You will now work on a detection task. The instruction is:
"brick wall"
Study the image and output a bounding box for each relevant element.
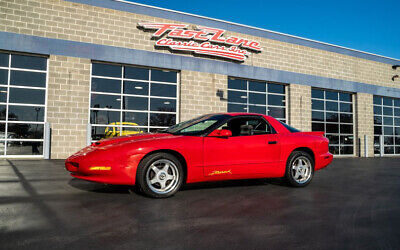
[0,0,396,89]
[0,0,396,158]
[355,93,374,157]
[180,71,227,121]
[47,55,90,158]
[288,84,312,131]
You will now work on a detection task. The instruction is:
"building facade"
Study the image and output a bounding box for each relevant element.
[0,0,399,159]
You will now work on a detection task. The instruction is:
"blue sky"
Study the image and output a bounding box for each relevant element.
[128,0,400,59]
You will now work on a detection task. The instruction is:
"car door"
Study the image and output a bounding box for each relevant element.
[203,116,281,178]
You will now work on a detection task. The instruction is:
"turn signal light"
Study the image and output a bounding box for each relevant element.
[89,166,111,171]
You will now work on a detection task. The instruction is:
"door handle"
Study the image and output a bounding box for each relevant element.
[268,141,277,145]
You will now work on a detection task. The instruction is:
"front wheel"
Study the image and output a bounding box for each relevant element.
[136,153,183,198]
[285,151,314,187]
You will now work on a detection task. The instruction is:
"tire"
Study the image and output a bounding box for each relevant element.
[285,151,314,187]
[136,152,183,198]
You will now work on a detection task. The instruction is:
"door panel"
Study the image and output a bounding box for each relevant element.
[203,134,281,178]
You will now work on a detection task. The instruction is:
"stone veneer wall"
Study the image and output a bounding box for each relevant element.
[47,55,90,158]
[288,84,312,132]
[180,70,227,122]
[0,0,396,89]
[355,93,374,157]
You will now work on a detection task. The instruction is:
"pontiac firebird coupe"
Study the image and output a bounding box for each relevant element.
[65,113,333,198]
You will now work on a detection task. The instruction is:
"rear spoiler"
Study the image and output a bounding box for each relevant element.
[299,131,325,137]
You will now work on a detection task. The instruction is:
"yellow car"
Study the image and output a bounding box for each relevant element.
[104,122,144,138]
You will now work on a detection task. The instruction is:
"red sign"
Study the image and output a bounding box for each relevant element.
[138,23,262,62]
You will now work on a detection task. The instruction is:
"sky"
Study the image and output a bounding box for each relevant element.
[127,0,400,60]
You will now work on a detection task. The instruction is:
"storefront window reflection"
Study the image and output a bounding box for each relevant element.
[0,52,47,156]
[90,62,178,141]
[373,96,400,155]
[311,88,354,155]
[227,78,286,123]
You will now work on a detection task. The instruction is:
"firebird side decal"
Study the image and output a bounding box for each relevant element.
[208,170,232,176]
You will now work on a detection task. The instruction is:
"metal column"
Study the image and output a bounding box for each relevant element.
[44,122,51,159]
[86,123,92,146]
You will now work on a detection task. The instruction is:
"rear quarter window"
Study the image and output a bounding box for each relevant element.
[279,121,301,132]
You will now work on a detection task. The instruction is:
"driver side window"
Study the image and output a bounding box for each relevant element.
[217,117,274,136]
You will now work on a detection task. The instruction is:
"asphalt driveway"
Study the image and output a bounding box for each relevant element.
[0,157,399,250]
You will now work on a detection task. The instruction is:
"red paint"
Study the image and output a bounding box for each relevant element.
[65,114,333,186]
[138,23,262,61]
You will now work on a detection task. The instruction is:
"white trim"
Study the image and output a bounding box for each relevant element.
[4,53,10,156]
[91,91,177,100]
[114,0,400,62]
[0,155,44,159]
[91,124,168,128]
[7,85,47,90]
[176,71,180,123]
[6,139,44,142]
[7,103,46,107]
[0,66,47,73]
[0,120,45,124]
[119,66,124,135]
[228,88,286,96]
[90,108,176,114]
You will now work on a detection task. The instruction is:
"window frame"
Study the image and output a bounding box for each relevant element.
[210,115,276,137]
[311,88,355,156]
[373,95,400,155]
[0,51,48,157]
[89,61,179,142]
[227,77,287,123]
[0,50,49,156]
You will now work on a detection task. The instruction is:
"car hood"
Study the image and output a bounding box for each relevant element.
[93,133,176,147]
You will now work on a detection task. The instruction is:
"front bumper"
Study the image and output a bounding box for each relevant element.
[65,147,145,185]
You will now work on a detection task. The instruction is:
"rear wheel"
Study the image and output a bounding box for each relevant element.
[285,151,314,187]
[136,153,183,198]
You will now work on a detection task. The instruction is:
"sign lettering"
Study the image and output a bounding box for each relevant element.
[138,23,262,62]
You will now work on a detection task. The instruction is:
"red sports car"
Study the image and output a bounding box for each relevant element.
[66,113,333,198]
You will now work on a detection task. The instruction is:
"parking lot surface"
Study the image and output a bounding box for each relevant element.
[0,158,399,250]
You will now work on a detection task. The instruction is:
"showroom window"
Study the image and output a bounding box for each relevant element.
[0,52,47,156]
[90,62,178,141]
[311,88,354,155]
[373,96,400,155]
[227,78,287,122]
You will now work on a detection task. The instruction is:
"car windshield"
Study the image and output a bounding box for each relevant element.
[162,114,230,136]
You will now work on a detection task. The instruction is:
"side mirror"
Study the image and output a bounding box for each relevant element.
[208,129,232,137]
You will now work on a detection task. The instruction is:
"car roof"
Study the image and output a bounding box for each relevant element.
[212,112,270,117]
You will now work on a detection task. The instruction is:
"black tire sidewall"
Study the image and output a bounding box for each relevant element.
[285,151,314,187]
[136,152,183,198]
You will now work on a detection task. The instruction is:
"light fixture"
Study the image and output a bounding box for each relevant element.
[240,96,247,99]
[135,86,143,89]
[164,101,170,105]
